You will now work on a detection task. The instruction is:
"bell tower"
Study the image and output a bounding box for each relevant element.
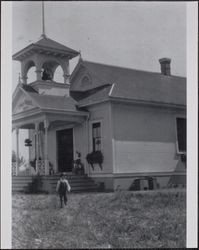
[12,37,79,85]
[12,2,79,95]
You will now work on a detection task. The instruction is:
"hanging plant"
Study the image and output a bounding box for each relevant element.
[86,151,103,170]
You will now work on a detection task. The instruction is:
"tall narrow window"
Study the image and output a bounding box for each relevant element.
[176,117,186,153]
[92,122,101,151]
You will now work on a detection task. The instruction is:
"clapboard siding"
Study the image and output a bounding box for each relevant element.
[112,103,185,174]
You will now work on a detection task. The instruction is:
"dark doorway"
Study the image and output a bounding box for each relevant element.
[57,128,74,172]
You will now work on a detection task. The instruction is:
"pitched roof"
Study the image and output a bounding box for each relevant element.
[75,61,186,107]
[70,84,111,101]
[13,37,79,60]
[77,85,112,106]
[21,84,38,93]
[26,92,79,112]
[34,37,79,55]
[111,74,186,105]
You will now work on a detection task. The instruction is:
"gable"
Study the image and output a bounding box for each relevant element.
[70,64,93,92]
[12,88,38,114]
[70,60,110,93]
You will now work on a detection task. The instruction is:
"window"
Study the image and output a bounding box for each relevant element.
[81,75,92,87]
[176,117,186,153]
[92,122,101,151]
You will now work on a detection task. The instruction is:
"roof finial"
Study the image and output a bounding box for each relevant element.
[41,1,46,39]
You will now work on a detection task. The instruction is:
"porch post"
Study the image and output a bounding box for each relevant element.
[16,127,19,176]
[63,60,70,84]
[44,120,49,175]
[35,69,42,81]
[63,73,70,84]
[35,122,39,174]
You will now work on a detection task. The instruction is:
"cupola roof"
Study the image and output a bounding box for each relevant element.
[12,36,79,61]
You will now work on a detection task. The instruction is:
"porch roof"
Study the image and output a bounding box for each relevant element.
[27,92,80,112]
[12,85,88,130]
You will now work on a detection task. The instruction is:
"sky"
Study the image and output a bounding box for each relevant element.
[12,1,186,91]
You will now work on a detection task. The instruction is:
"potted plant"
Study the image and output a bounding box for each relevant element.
[86,150,103,170]
[72,151,85,175]
[29,157,42,172]
[30,158,36,171]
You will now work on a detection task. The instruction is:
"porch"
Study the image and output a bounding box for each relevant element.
[12,95,89,176]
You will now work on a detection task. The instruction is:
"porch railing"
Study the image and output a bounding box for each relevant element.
[37,160,45,175]
[12,160,46,176]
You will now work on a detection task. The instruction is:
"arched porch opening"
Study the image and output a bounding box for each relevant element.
[41,60,65,83]
[27,66,37,84]
[53,65,64,83]
[25,60,37,84]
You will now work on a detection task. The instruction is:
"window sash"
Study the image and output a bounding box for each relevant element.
[176,117,186,153]
[92,122,101,151]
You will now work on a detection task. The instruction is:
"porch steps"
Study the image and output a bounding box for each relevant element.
[12,176,33,193]
[12,175,99,193]
[47,175,99,193]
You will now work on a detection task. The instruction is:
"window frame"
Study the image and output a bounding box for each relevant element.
[175,115,186,154]
[90,120,103,152]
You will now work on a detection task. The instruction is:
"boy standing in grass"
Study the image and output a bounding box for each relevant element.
[56,174,71,208]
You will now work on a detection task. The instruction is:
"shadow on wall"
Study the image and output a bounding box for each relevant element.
[129,155,186,191]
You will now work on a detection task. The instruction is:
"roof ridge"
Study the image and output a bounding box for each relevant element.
[83,60,186,79]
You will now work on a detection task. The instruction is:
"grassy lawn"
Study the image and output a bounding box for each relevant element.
[12,189,186,249]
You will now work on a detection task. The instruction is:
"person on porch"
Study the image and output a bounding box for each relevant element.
[56,173,71,208]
